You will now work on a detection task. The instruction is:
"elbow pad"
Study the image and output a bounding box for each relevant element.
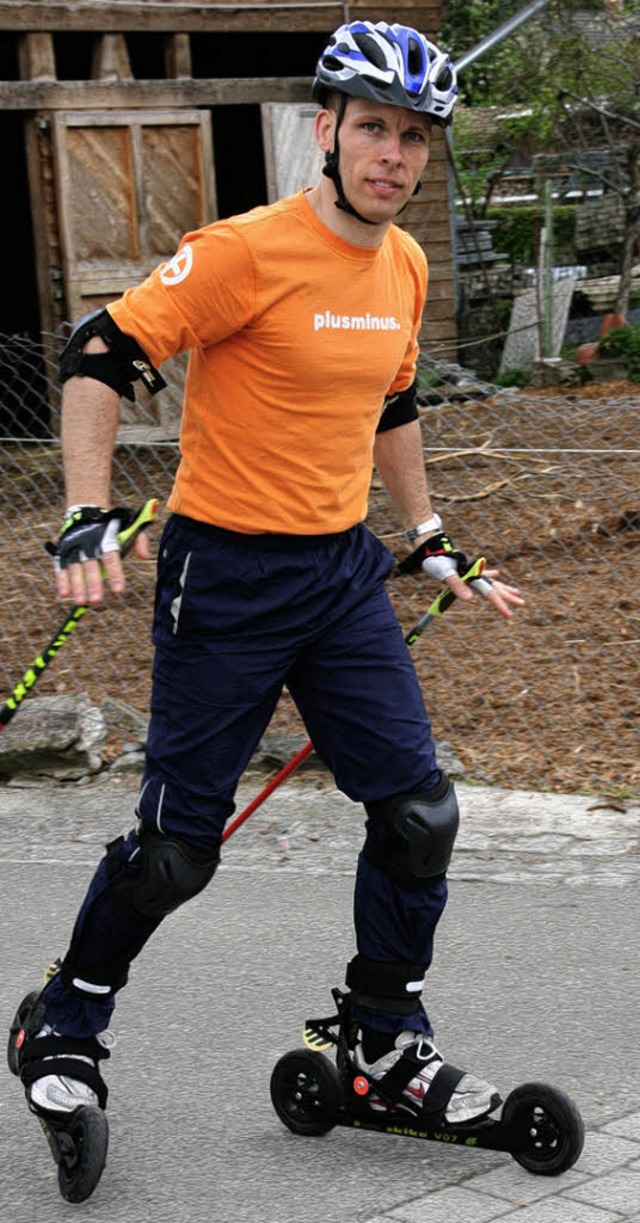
[59,308,167,402]
[376,380,419,434]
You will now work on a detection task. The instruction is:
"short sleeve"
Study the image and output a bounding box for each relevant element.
[107,223,257,368]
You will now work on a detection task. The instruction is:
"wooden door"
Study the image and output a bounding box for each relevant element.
[52,109,216,436]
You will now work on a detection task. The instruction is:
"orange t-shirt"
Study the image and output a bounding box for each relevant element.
[108,190,427,534]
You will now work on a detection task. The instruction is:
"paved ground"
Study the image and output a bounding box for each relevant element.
[1,772,639,1222]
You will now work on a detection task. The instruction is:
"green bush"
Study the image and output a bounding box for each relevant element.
[597,322,640,382]
[486,204,576,266]
[494,367,531,387]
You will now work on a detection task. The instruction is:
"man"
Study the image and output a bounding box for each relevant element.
[14,20,524,1131]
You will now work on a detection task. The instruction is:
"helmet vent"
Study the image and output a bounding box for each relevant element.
[435,66,453,90]
[407,38,425,78]
[353,32,389,71]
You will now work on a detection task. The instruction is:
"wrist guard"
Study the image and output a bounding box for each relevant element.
[397,531,468,578]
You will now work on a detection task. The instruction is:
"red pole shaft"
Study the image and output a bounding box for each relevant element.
[222,740,315,843]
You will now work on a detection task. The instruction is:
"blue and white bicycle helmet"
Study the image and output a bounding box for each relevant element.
[313,20,457,125]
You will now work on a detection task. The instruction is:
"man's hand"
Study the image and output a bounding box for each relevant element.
[398,532,525,621]
[469,568,526,620]
[47,502,155,605]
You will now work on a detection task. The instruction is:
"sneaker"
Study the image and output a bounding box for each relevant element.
[354,1031,501,1123]
[27,1024,115,1114]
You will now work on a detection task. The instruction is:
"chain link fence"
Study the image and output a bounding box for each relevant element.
[1,328,638,796]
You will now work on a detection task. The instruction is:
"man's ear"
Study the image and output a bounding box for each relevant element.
[314,108,336,154]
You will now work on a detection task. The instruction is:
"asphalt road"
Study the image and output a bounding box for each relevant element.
[1,775,639,1222]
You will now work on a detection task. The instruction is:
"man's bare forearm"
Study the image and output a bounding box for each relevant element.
[373,418,434,529]
[61,378,121,508]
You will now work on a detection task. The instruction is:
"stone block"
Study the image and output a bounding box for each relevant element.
[0,693,107,781]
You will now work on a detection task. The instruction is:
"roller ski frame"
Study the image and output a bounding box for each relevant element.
[270,988,585,1177]
[7,987,110,1203]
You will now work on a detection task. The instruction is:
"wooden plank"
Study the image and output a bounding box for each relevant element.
[0,0,442,31]
[164,33,192,79]
[0,3,347,34]
[23,117,56,333]
[401,222,452,244]
[423,278,455,302]
[0,76,313,109]
[420,328,457,351]
[421,315,456,334]
[423,298,456,319]
[18,33,56,81]
[91,33,133,81]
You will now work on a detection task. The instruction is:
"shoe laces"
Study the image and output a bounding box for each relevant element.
[395,1031,441,1065]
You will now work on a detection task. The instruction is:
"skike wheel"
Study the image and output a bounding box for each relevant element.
[7,990,40,1076]
[55,1106,109,1203]
[270,1049,342,1136]
[503,1081,584,1175]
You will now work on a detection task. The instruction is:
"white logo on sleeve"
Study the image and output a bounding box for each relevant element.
[160,244,193,286]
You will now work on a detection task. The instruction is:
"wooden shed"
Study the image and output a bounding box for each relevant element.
[0,2,457,358]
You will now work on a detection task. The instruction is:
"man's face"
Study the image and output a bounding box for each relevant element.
[317,96,432,225]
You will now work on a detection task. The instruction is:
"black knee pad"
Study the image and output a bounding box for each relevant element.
[364,776,459,885]
[108,830,219,919]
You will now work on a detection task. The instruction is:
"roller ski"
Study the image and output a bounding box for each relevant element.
[7,977,111,1203]
[270,987,585,1176]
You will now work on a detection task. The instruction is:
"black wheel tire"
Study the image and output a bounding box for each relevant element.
[503,1081,585,1176]
[270,1049,343,1137]
[7,990,40,1076]
[56,1107,109,1203]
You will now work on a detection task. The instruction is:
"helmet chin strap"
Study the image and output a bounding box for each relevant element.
[322,94,422,227]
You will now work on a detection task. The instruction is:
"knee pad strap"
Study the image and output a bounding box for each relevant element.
[57,954,129,1000]
[346,955,425,1015]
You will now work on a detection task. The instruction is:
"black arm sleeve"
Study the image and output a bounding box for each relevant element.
[376,380,419,434]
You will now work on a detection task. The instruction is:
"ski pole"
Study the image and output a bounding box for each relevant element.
[222,556,491,844]
[0,498,159,732]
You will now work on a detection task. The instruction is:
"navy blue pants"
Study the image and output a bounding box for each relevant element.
[44,516,447,1038]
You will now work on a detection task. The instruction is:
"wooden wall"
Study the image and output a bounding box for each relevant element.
[0,2,456,350]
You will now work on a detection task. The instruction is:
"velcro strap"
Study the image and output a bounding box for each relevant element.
[397,534,468,577]
[417,1062,466,1120]
[20,1037,109,1109]
[346,956,425,1015]
[377,1047,426,1099]
[20,1034,110,1064]
[378,1051,466,1122]
[59,952,129,999]
[21,1059,109,1109]
[75,352,136,402]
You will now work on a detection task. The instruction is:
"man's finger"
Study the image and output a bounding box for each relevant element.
[100,550,126,596]
[445,572,474,601]
[486,580,526,620]
[63,558,104,606]
[133,532,150,561]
